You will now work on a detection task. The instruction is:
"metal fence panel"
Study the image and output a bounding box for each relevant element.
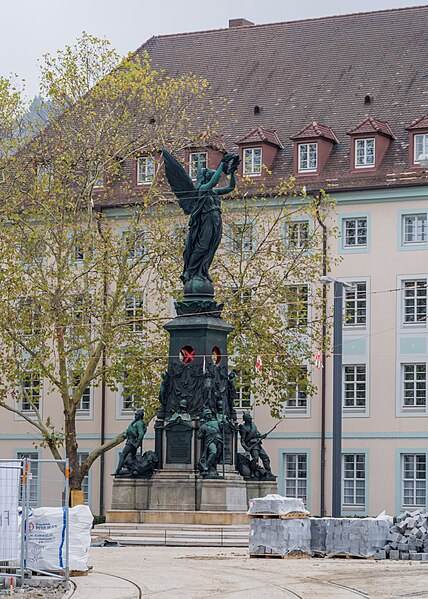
[0,457,69,590]
[0,460,21,561]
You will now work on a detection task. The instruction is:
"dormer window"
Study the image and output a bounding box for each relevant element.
[243,147,262,176]
[355,138,375,168]
[291,122,337,176]
[137,156,155,184]
[237,128,282,178]
[406,116,428,167]
[414,134,428,165]
[298,143,317,172]
[189,152,207,180]
[347,117,395,171]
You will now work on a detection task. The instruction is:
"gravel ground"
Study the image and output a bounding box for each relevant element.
[0,583,64,598]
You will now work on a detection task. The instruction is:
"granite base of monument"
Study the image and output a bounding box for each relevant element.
[107,471,277,524]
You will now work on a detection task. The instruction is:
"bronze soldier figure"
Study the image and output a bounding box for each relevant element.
[238,412,275,480]
[115,408,147,475]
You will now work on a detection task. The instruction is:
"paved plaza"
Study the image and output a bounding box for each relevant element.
[69,546,428,598]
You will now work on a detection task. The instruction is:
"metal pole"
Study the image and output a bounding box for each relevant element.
[332,281,343,517]
[64,458,70,591]
[24,460,30,570]
[222,395,225,479]
[19,459,26,587]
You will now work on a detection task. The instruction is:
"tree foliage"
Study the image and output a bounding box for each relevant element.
[0,34,211,490]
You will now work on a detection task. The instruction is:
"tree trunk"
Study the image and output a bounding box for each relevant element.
[65,410,82,492]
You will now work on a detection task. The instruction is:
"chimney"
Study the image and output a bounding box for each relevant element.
[229,18,255,28]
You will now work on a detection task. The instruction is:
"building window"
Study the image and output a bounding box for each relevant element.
[402,363,426,410]
[414,134,428,165]
[285,221,309,249]
[343,218,367,248]
[298,143,317,172]
[343,365,366,412]
[20,299,41,337]
[402,454,426,507]
[91,164,104,188]
[77,452,90,505]
[17,452,39,508]
[189,152,207,180]
[37,163,53,190]
[343,454,366,507]
[74,244,85,262]
[284,454,307,500]
[402,214,427,245]
[285,285,308,327]
[355,138,375,168]
[75,375,91,413]
[344,282,367,326]
[119,372,138,415]
[21,372,41,412]
[234,375,251,410]
[402,280,427,324]
[137,156,155,184]
[284,366,308,414]
[125,293,145,335]
[243,148,262,176]
[231,224,254,257]
[121,230,146,260]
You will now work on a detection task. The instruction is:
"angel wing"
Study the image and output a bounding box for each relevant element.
[162,149,198,215]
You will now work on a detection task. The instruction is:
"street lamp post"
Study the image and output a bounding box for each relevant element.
[332,280,343,517]
[321,276,354,517]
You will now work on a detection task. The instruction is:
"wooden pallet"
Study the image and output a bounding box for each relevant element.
[249,553,310,559]
[248,512,309,520]
[328,554,372,560]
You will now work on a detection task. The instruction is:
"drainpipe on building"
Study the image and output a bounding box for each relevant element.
[315,191,327,517]
[95,205,107,517]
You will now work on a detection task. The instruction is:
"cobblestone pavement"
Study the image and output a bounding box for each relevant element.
[69,546,428,598]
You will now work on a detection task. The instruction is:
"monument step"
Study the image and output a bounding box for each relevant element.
[105,509,251,525]
[95,523,248,531]
[92,523,249,547]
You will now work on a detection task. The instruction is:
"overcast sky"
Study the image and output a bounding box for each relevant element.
[1,0,426,98]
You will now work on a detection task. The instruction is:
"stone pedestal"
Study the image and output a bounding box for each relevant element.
[110,285,278,525]
[110,471,277,520]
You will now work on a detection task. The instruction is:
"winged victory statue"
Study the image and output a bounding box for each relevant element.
[162,149,240,297]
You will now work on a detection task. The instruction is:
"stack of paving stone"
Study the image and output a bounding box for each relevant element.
[248,495,310,557]
[249,515,311,557]
[376,510,428,561]
[309,518,329,556]
[324,517,390,558]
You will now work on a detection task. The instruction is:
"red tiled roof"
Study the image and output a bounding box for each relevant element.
[131,5,428,194]
[236,127,283,148]
[290,121,338,143]
[347,116,395,139]
[406,114,428,131]
[188,133,227,151]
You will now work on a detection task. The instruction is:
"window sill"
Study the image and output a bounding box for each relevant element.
[281,410,310,419]
[342,410,369,418]
[76,411,93,421]
[400,408,427,415]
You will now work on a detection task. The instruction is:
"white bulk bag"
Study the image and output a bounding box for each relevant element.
[27,505,93,572]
